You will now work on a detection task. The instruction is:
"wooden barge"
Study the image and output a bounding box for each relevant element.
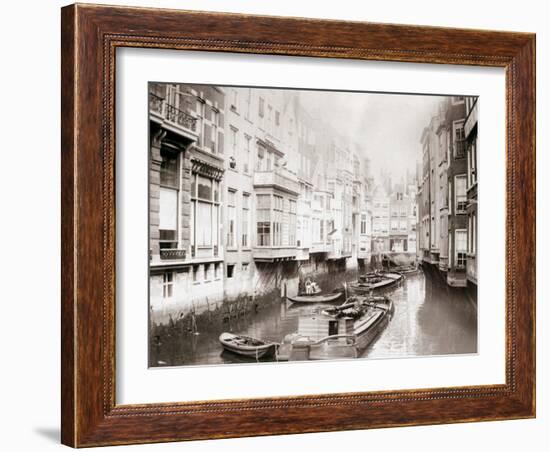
[277,296,394,361]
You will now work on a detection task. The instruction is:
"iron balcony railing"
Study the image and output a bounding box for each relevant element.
[149,92,198,133]
[165,104,197,132]
[160,248,187,260]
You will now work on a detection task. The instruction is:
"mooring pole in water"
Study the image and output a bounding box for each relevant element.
[344,281,348,301]
[205,296,211,322]
[190,301,198,335]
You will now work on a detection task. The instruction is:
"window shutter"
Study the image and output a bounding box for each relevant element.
[204,123,211,149]
[218,131,224,154]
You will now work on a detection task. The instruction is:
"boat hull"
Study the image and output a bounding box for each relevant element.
[350,272,403,293]
[286,292,343,304]
[219,333,277,359]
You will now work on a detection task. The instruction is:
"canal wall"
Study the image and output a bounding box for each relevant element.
[149,258,360,330]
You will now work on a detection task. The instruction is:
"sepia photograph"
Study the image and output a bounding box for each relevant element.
[148,83,479,367]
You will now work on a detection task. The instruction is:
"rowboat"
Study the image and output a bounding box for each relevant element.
[349,271,403,293]
[219,332,277,359]
[277,295,394,361]
[286,291,343,304]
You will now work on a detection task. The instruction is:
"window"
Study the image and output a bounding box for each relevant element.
[242,263,249,272]
[258,97,264,118]
[453,120,466,158]
[360,214,367,234]
[245,88,251,120]
[448,180,452,214]
[244,135,251,174]
[159,188,178,250]
[230,126,238,158]
[273,195,283,246]
[159,151,179,250]
[242,193,250,248]
[162,272,174,298]
[227,264,235,278]
[275,111,280,126]
[455,229,467,268]
[231,89,238,111]
[197,175,212,200]
[196,202,213,246]
[438,129,447,162]
[160,152,178,188]
[473,213,477,254]
[469,212,477,255]
[203,106,218,154]
[468,138,478,187]
[227,189,237,248]
[256,146,265,171]
[455,175,467,213]
[191,173,220,251]
[256,194,271,246]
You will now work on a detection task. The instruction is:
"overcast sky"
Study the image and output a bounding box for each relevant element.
[298,90,442,185]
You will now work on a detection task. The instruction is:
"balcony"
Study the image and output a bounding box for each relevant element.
[310,242,329,253]
[252,246,297,262]
[160,248,186,260]
[149,92,198,135]
[253,169,300,196]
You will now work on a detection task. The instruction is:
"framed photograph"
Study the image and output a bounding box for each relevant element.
[61,4,536,447]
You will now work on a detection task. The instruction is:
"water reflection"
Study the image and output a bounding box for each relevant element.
[150,269,477,367]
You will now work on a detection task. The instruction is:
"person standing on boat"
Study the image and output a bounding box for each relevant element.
[305,278,312,294]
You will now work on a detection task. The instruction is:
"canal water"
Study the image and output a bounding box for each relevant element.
[149,268,477,367]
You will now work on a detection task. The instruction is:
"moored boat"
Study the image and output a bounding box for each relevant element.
[219,332,278,359]
[390,265,419,275]
[277,295,394,361]
[286,291,343,304]
[349,271,403,293]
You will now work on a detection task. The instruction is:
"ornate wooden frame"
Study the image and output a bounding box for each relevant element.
[61,3,536,447]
